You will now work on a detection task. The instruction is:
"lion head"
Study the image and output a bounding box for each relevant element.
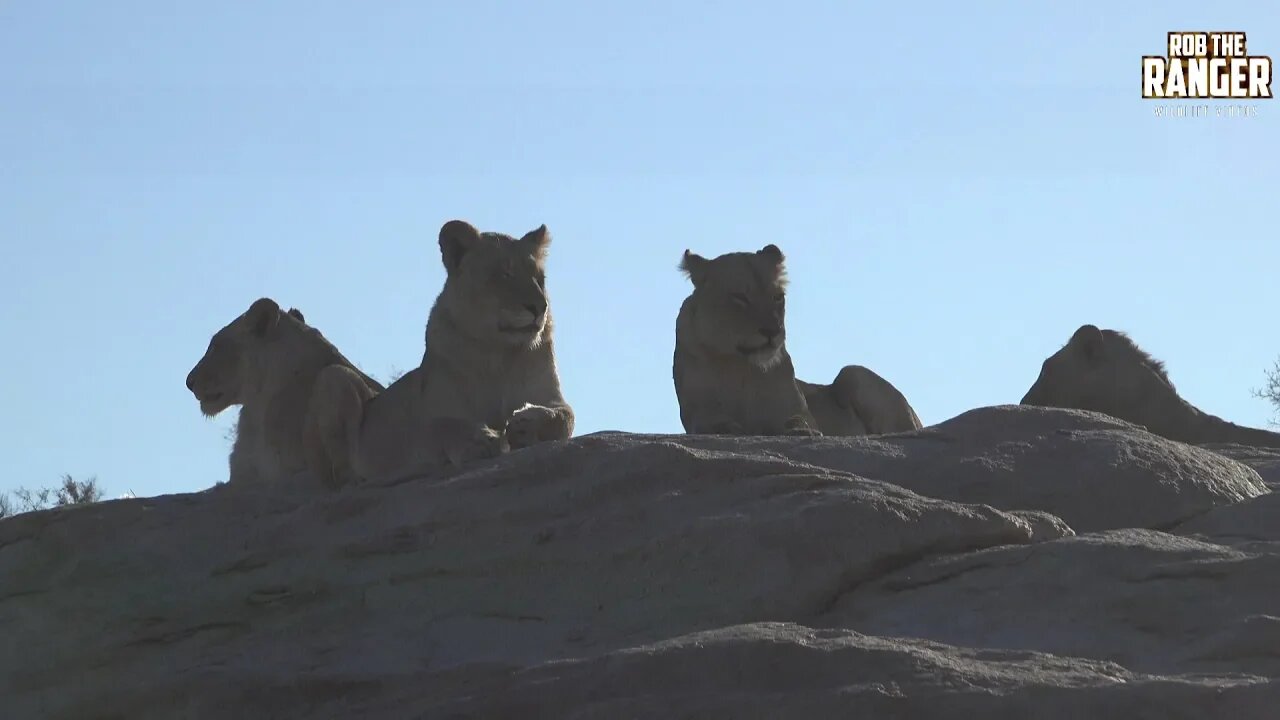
[185,298,308,417]
[1020,324,1177,417]
[434,220,553,348]
[678,244,789,369]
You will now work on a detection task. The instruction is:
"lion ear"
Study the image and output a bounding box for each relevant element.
[246,298,282,337]
[439,220,482,274]
[1069,324,1105,360]
[757,244,787,282]
[679,250,709,287]
[758,244,785,265]
[520,224,551,261]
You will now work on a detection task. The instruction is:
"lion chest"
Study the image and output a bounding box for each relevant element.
[230,404,307,485]
[683,357,807,434]
[422,356,549,429]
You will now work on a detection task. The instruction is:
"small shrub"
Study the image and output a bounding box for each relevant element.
[0,475,105,519]
[1254,359,1280,428]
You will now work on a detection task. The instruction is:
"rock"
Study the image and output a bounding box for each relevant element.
[419,623,1280,720]
[1198,443,1280,488]
[1,409,1276,718]
[84,623,1280,719]
[1173,491,1280,544]
[1,433,1047,718]
[1007,509,1077,541]
[1160,445,1280,546]
[656,405,1268,532]
[825,528,1280,678]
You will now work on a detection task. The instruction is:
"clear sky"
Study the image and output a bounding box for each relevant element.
[2,2,1276,499]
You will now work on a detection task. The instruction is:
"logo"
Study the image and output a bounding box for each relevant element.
[1142,32,1272,99]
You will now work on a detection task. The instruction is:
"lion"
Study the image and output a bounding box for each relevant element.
[187,298,502,490]
[672,245,922,437]
[307,219,574,486]
[1021,323,1280,447]
[185,298,386,487]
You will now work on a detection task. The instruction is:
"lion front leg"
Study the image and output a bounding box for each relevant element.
[304,365,377,489]
[504,403,575,450]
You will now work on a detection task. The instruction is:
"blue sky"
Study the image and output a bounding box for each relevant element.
[1,2,1276,499]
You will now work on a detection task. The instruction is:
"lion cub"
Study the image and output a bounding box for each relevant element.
[306,220,574,487]
[672,245,921,437]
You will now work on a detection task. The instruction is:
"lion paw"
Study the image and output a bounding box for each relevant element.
[505,405,561,450]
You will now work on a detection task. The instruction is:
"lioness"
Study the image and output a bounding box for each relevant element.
[673,245,921,436]
[185,297,385,487]
[308,219,574,486]
[1021,323,1280,447]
